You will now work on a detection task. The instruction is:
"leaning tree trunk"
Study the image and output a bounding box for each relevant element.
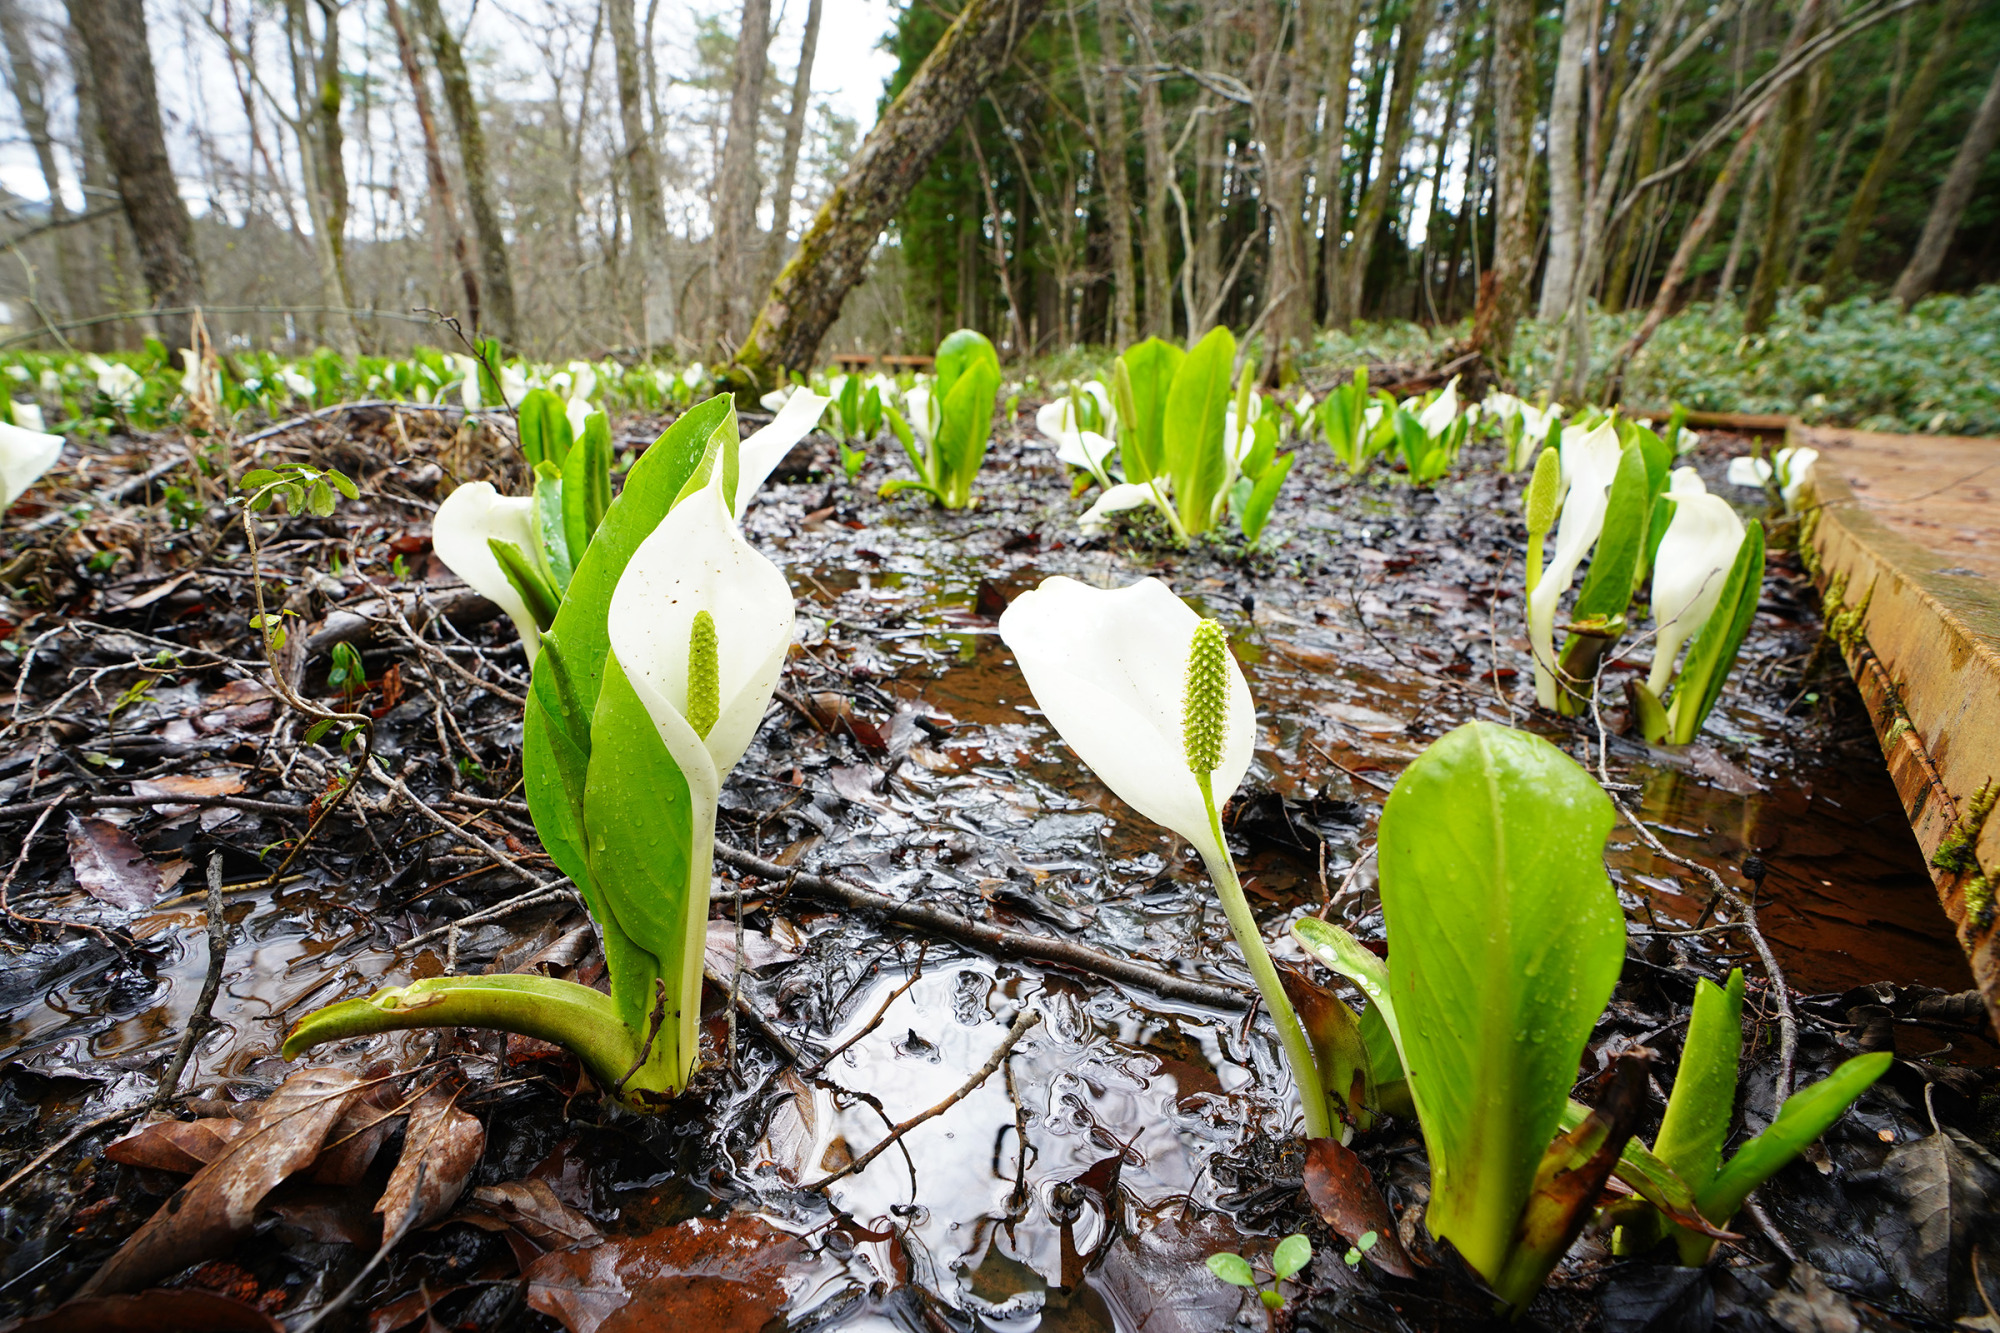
[1472,0,1537,368]
[720,0,1047,397]
[384,0,479,328]
[712,0,773,348]
[1893,50,2000,308]
[63,0,202,352]
[1537,0,1592,321]
[608,0,674,349]
[0,0,84,326]
[766,0,823,283]
[412,0,518,347]
[1819,0,1972,303]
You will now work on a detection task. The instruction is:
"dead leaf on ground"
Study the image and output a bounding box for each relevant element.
[105,1118,245,1174]
[1086,1205,1249,1333]
[6,1288,284,1332]
[67,815,164,911]
[1866,1127,2000,1318]
[377,1086,485,1236]
[130,772,246,807]
[463,1178,602,1252]
[524,1213,804,1333]
[703,919,803,977]
[79,1067,364,1296]
[311,1079,407,1186]
[754,1069,821,1184]
[1302,1138,1417,1277]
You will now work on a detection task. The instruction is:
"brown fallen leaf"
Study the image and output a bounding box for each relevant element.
[703,919,802,977]
[6,1287,284,1332]
[105,1118,245,1174]
[464,1178,601,1252]
[66,815,164,911]
[1302,1138,1417,1277]
[524,1213,804,1333]
[130,772,247,803]
[310,1080,407,1186]
[79,1067,364,1296]
[377,1086,485,1236]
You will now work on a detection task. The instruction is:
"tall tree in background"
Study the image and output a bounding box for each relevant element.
[608,0,674,348]
[767,0,825,282]
[412,0,518,347]
[62,9,132,349]
[0,0,82,325]
[723,0,1048,395]
[1894,50,2000,307]
[1538,0,1592,320]
[282,0,360,356]
[1087,3,1136,347]
[1335,0,1437,328]
[1316,0,1362,323]
[1744,0,1826,334]
[713,0,773,348]
[384,0,480,329]
[63,0,202,353]
[1475,0,1539,365]
[1125,0,1173,338]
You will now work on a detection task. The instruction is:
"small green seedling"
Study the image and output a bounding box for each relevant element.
[1207,1233,1312,1309]
[1344,1231,1380,1267]
[327,641,366,699]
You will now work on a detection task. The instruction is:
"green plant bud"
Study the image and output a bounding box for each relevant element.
[1525,445,1562,537]
[686,610,720,739]
[1183,618,1230,777]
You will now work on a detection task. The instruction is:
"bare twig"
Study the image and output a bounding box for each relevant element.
[613,980,670,1095]
[0,1107,147,1199]
[807,944,928,1076]
[807,1006,1041,1190]
[402,883,579,948]
[152,853,230,1109]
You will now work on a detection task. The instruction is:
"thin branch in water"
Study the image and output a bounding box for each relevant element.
[152,852,231,1109]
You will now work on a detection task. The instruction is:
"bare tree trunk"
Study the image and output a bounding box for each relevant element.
[1089,2,1136,347]
[608,0,674,349]
[1336,0,1437,327]
[412,0,518,347]
[722,0,1046,396]
[1717,136,1762,299]
[63,0,201,352]
[1260,14,1311,381]
[1316,0,1363,321]
[1893,50,2000,308]
[1820,0,1971,302]
[0,0,83,325]
[384,0,479,328]
[1474,0,1538,366]
[1602,93,1661,312]
[282,0,360,356]
[1126,0,1173,339]
[1538,0,1592,320]
[63,13,131,349]
[1744,0,1825,335]
[713,0,773,349]
[767,0,824,278]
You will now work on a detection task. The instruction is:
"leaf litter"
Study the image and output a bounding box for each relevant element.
[0,401,1991,1330]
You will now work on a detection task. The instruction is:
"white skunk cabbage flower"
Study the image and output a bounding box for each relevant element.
[451,354,483,410]
[903,381,940,446]
[1078,481,1164,535]
[1528,420,1623,708]
[87,357,142,408]
[998,576,1253,868]
[11,399,45,432]
[1726,446,1817,511]
[1647,466,1745,697]
[565,361,597,405]
[565,396,599,443]
[735,389,832,519]
[1417,375,1461,438]
[1034,398,1117,482]
[432,482,545,661]
[682,362,706,390]
[278,368,317,402]
[0,420,64,510]
[759,386,794,413]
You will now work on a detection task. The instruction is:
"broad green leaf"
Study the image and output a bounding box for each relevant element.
[1558,1099,1709,1230]
[583,652,699,1063]
[1655,969,1745,1193]
[534,462,572,590]
[1118,337,1183,483]
[1242,415,1278,482]
[1666,520,1765,744]
[1205,1253,1256,1287]
[935,328,998,400]
[1164,327,1235,535]
[936,359,1000,508]
[1696,1052,1891,1230]
[1239,452,1294,546]
[518,388,572,469]
[884,405,926,481]
[1569,444,1650,623]
[562,410,613,561]
[1272,1234,1312,1281]
[860,384,883,438]
[1377,721,1623,1285]
[490,538,561,631]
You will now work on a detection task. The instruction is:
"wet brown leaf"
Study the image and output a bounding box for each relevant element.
[523,1213,803,1333]
[463,1178,601,1252]
[130,773,246,804]
[1867,1127,2000,1317]
[1302,1138,1417,1277]
[67,815,163,911]
[105,1118,245,1174]
[703,920,802,976]
[1086,1206,1246,1333]
[79,1067,364,1296]
[377,1087,485,1236]
[753,1070,819,1184]
[366,1282,468,1333]
[310,1080,407,1186]
[6,1288,284,1332]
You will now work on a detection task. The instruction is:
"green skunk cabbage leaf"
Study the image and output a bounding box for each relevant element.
[1239,453,1294,546]
[1570,444,1651,624]
[563,410,613,562]
[1666,520,1765,745]
[1164,327,1234,535]
[1557,1099,1708,1229]
[523,395,734,890]
[1290,917,1407,1095]
[1655,969,1745,1191]
[1118,338,1183,482]
[1696,1052,1891,1229]
[533,462,572,590]
[935,328,998,401]
[937,359,1000,507]
[1377,721,1623,1286]
[518,388,572,469]
[583,653,700,1056]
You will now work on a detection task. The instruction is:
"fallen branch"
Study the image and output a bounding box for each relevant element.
[152,853,230,1108]
[808,1006,1041,1190]
[713,840,1254,1011]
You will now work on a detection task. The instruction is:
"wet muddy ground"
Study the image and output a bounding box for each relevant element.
[0,399,1993,1332]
